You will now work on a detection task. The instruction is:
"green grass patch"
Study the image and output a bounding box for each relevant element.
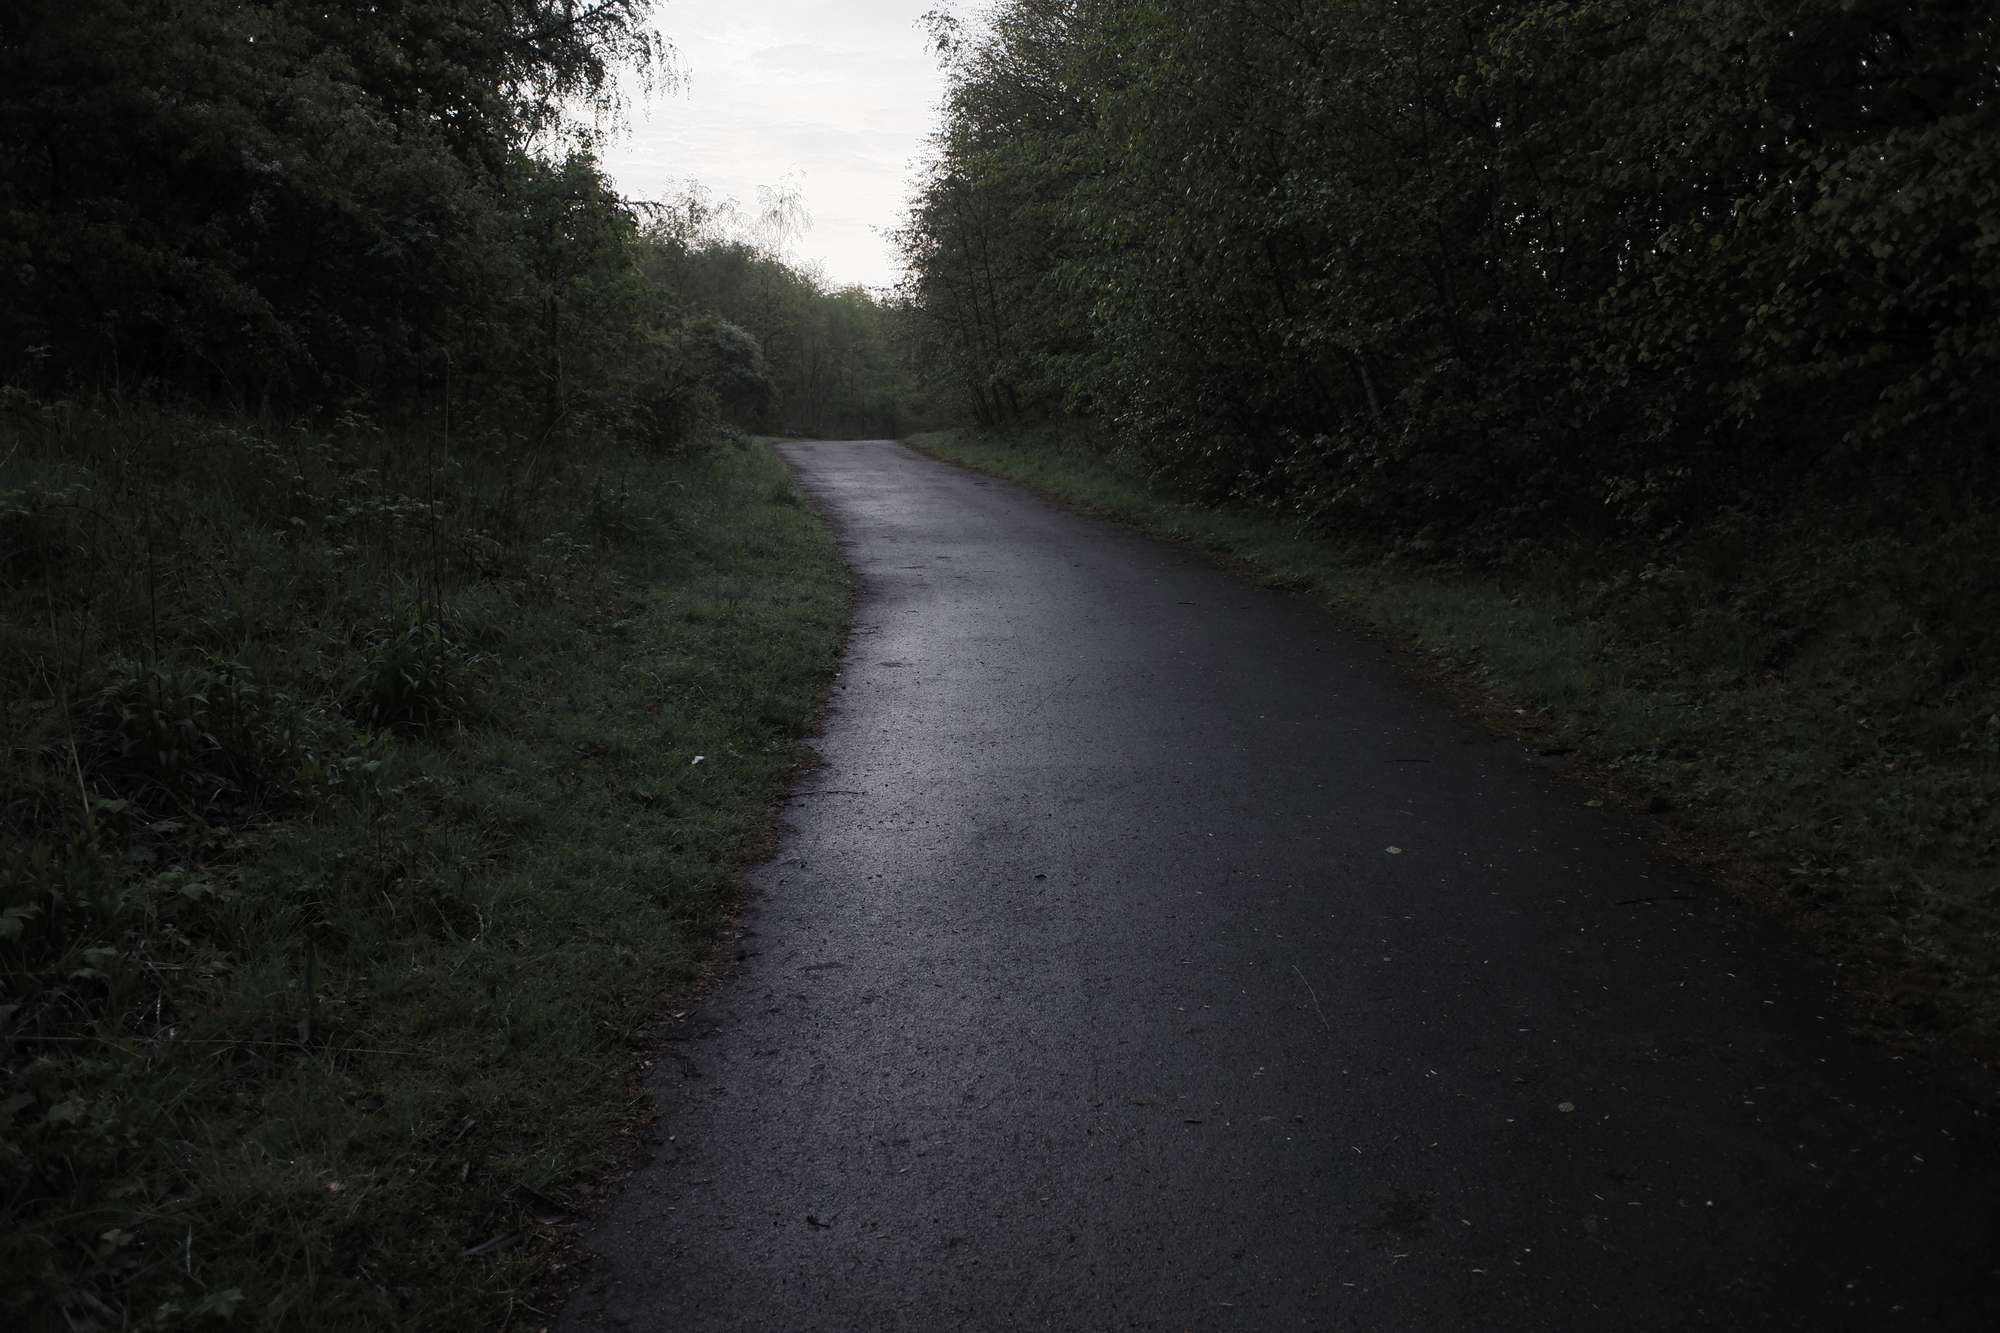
[908,425,2000,1066]
[2,400,848,1329]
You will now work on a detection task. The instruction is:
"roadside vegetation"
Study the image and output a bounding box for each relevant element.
[896,3,1998,1065]
[2,411,846,1329]
[0,2,895,1327]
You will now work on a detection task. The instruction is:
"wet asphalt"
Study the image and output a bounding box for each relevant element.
[559,440,1997,1331]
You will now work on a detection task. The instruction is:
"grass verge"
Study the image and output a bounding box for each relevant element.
[908,425,2000,1075]
[2,400,848,1329]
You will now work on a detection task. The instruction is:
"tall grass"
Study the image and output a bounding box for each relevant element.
[1,394,848,1328]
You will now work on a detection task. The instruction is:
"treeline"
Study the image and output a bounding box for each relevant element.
[0,0,917,441]
[648,200,927,438]
[900,0,1999,555]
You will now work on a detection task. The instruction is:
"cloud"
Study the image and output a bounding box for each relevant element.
[601,2,947,288]
[748,43,849,75]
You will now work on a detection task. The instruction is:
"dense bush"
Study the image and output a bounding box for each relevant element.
[1,1,655,409]
[900,0,1999,551]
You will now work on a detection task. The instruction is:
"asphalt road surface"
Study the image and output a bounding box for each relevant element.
[560,441,1996,1331]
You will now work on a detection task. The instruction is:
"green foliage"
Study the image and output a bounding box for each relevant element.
[0,402,849,1329]
[348,621,490,734]
[893,0,1101,427]
[643,222,944,437]
[901,0,1999,543]
[0,0,935,450]
[0,0,837,460]
[0,0,666,413]
[82,658,305,815]
[684,316,776,422]
[0,481,77,577]
[0,832,123,959]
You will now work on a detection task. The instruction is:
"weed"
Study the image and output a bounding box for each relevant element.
[348,619,489,734]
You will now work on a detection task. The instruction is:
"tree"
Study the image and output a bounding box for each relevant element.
[899,0,2000,548]
[0,0,666,417]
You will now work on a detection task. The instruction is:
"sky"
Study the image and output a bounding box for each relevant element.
[600,1,953,292]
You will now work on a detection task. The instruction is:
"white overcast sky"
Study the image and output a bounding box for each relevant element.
[601,1,952,292]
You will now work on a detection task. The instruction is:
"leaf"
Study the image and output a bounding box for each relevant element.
[45,1096,88,1127]
[189,1287,247,1322]
[0,905,35,942]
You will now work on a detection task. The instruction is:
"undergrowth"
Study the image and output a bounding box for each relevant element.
[1,395,848,1329]
[909,425,2000,1067]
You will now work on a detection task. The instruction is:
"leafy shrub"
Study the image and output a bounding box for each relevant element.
[682,315,775,424]
[627,328,723,448]
[0,835,122,963]
[82,658,304,817]
[0,484,79,578]
[348,620,489,733]
[588,475,658,546]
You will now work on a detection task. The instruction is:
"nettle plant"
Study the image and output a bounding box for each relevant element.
[83,657,306,817]
[348,616,492,734]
